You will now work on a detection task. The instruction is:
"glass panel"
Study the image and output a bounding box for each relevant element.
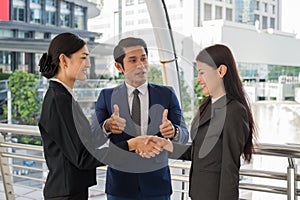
[215,6,222,19]
[74,6,84,29]
[204,3,212,20]
[226,8,232,21]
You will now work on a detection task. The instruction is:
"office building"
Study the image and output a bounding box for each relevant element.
[0,0,107,77]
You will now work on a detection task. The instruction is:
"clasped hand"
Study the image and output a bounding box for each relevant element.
[105,105,174,158]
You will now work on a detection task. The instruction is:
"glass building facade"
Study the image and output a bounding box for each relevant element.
[0,0,100,74]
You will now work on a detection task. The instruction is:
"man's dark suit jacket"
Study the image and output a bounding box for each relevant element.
[171,95,250,200]
[39,81,104,198]
[95,82,189,198]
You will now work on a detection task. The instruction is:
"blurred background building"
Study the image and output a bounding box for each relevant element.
[0,0,113,78]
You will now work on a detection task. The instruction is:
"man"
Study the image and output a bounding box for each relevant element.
[95,37,189,200]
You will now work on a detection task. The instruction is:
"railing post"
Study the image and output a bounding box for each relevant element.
[0,134,15,200]
[287,157,297,200]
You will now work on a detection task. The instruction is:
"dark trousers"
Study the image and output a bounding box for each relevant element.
[45,190,88,200]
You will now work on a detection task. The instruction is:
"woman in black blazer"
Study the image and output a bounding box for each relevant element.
[168,44,257,200]
[38,32,105,200]
[38,32,167,200]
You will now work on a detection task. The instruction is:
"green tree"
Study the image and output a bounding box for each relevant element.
[194,79,206,109]
[147,66,196,124]
[147,65,163,85]
[3,70,42,145]
[268,65,300,80]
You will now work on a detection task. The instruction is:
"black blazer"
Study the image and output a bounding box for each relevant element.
[39,81,104,198]
[171,95,250,200]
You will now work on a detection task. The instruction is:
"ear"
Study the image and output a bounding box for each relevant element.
[217,64,227,78]
[59,54,68,68]
[115,62,124,74]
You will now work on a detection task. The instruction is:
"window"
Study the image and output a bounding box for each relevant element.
[46,0,55,6]
[254,14,260,25]
[35,32,44,39]
[138,18,148,24]
[125,20,134,26]
[46,11,56,25]
[270,17,275,29]
[256,1,259,10]
[125,10,134,15]
[0,30,13,38]
[0,51,11,65]
[0,51,11,73]
[204,3,212,20]
[264,3,268,12]
[18,31,33,38]
[74,6,84,29]
[126,0,134,6]
[262,16,268,29]
[13,7,25,21]
[226,8,232,21]
[60,1,71,27]
[30,0,42,23]
[215,6,222,19]
[30,9,41,23]
[46,0,56,25]
[272,5,276,14]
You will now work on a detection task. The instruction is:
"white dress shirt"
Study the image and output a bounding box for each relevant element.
[50,78,77,101]
[103,82,149,136]
[125,82,149,136]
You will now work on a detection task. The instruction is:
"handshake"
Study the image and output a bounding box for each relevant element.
[104,104,175,158]
[128,135,173,158]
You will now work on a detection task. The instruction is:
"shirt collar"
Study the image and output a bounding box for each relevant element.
[211,94,226,104]
[50,78,77,100]
[125,81,148,96]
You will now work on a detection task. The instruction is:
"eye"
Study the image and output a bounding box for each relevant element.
[129,59,136,63]
[141,57,147,61]
[198,71,205,75]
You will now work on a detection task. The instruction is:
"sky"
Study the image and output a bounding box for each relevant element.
[281,0,300,38]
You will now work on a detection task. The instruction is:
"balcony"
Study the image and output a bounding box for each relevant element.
[0,123,300,200]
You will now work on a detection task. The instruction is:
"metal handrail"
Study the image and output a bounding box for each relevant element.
[0,123,300,200]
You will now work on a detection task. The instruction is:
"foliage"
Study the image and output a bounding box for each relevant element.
[4,70,41,125]
[147,65,163,85]
[0,73,11,80]
[268,65,300,80]
[147,66,196,124]
[3,70,42,145]
[194,79,206,109]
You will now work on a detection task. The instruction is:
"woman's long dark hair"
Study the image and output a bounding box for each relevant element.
[39,32,86,79]
[196,44,256,162]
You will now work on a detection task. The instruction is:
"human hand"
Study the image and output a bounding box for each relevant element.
[127,136,165,158]
[159,109,175,139]
[138,136,172,158]
[104,104,126,134]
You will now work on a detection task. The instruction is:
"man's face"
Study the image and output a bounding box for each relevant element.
[116,45,148,88]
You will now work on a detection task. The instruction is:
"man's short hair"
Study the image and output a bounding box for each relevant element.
[113,37,148,68]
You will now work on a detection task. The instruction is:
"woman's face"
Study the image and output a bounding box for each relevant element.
[196,61,225,98]
[65,44,91,81]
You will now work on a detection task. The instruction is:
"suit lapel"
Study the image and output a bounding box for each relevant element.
[111,83,138,137]
[111,83,130,119]
[147,84,164,135]
[190,101,212,140]
[198,95,229,158]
